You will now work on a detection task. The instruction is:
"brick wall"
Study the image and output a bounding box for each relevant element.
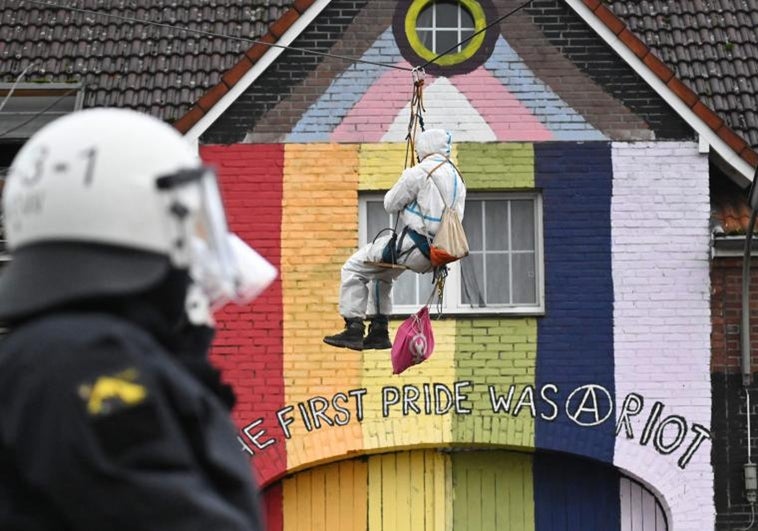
[535,142,615,463]
[711,256,758,529]
[200,144,288,483]
[711,257,758,373]
[612,142,712,530]
[198,140,714,527]
[453,318,537,448]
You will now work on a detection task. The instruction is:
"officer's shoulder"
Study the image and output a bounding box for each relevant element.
[13,312,149,342]
[0,313,162,375]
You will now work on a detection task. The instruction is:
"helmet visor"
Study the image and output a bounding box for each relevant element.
[157,167,237,303]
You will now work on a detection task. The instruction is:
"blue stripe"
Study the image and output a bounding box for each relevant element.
[534,453,621,531]
[534,142,615,464]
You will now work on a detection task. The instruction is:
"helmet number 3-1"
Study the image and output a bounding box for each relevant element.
[21,145,98,188]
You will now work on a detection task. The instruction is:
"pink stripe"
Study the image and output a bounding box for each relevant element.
[331,61,432,142]
[449,67,553,141]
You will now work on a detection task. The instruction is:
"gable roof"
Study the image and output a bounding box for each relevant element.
[608,0,758,151]
[567,0,757,183]
[0,0,294,123]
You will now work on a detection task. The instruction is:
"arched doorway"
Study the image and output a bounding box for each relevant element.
[265,449,668,530]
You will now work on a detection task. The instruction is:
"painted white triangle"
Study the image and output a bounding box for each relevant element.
[381,77,497,142]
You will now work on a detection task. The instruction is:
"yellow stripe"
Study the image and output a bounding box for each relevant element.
[282,143,364,469]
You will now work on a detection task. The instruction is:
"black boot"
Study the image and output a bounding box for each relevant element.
[363,315,392,350]
[323,318,365,351]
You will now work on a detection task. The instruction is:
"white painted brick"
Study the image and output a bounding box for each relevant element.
[612,142,714,530]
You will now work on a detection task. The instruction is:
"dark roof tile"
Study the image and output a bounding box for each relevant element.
[0,0,294,123]
[610,0,758,151]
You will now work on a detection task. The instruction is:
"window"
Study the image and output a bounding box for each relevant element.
[0,83,83,141]
[359,192,544,315]
[416,1,476,54]
[400,0,490,69]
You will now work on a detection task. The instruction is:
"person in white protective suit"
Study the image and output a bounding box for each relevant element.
[323,128,465,351]
[0,108,276,530]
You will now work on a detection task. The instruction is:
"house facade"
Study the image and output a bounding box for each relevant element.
[185,1,726,529]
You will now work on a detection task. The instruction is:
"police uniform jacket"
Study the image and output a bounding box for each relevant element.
[0,310,264,530]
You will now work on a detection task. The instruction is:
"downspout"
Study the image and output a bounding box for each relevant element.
[742,205,758,387]
[742,169,758,527]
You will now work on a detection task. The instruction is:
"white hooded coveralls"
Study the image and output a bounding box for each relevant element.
[339,129,466,319]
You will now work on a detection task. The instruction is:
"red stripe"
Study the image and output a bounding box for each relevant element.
[201,144,287,486]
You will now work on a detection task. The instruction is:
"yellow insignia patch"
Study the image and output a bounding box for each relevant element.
[78,368,148,416]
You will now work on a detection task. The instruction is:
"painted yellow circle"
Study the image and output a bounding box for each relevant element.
[404,0,487,67]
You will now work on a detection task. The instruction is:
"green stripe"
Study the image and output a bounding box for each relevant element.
[456,143,534,189]
[453,318,537,449]
[452,451,535,531]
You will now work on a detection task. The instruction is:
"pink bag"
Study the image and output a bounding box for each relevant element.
[391,306,435,374]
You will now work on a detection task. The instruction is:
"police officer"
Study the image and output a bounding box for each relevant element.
[0,108,275,530]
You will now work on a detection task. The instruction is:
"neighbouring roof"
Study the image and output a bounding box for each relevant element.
[607,0,758,161]
[711,161,752,235]
[0,0,294,123]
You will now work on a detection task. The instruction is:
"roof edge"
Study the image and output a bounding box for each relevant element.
[566,0,757,182]
[175,0,332,141]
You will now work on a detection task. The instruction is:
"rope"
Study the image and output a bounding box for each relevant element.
[404,68,427,169]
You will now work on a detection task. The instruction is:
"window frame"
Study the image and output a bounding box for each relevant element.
[404,0,488,67]
[359,191,545,316]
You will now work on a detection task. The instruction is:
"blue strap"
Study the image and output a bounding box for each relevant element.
[405,228,431,260]
[404,201,442,222]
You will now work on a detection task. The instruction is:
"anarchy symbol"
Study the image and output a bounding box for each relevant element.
[410,332,428,364]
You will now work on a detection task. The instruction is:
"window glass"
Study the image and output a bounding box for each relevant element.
[486,254,510,304]
[512,253,536,304]
[459,5,474,27]
[436,31,460,54]
[511,200,535,250]
[417,7,434,27]
[436,2,460,28]
[463,200,483,249]
[418,30,434,50]
[416,1,476,53]
[484,200,509,251]
[367,201,390,241]
[459,196,539,308]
